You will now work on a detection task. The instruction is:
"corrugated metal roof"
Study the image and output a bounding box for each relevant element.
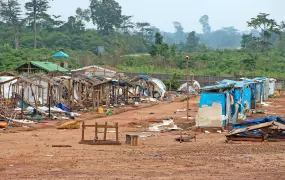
[201,83,231,91]
[31,61,69,73]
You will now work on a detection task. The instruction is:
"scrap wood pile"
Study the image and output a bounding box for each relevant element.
[226,116,285,142]
[0,95,17,121]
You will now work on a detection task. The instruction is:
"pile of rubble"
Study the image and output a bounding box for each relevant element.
[226,116,285,142]
[0,95,17,121]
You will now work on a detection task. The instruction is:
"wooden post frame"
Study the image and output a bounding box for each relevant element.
[80,121,120,145]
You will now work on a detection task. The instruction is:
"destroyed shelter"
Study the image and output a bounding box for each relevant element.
[196,77,276,128]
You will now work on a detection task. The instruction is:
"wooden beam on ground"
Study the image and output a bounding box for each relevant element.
[226,122,274,137]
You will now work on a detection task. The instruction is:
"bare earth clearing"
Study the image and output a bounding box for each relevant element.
[1,96,285,180]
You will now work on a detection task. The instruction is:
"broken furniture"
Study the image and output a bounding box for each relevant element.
[175,131,196,143]
[126,134,139,146]
[226,116,285,142]
[80,121,120,145]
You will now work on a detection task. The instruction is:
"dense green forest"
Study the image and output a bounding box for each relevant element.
[0,0,285,77]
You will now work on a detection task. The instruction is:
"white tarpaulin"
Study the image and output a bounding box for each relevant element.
[0,76,17,99]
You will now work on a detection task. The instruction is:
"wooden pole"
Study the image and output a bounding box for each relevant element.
[186,56,190,121]
[68,79,71,109]
[41,87,44,105]
[126,87,129,104]
[48,82,51,119]
[71,80,74,112]
[21,87,24,119]
[92,87,95,110]
[30,84,38,115]
[116,122,119,142]
[8,83,11,101]
[81,121,85,142]
[104,121,107,140]
[79,82,82,104]
[2,84,4,97]
[95,122,98,140]
[97,90,100,108]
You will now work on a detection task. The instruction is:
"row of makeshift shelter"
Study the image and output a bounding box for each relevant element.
[0,66,167,122]
[196,77,277,128]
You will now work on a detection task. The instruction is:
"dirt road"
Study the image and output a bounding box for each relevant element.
[1,96,285,179]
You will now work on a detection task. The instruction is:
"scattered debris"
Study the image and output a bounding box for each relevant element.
[175,137,192,142]
[57,120,81,129]
[252,110,265,114]
[106,109,113,116]
[126,134,139,146]
[148,154,162,157]
[0,122,8,128]
[226,116,285,142]
[148,119,182,132]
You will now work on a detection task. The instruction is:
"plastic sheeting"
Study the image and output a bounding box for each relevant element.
[0,76,17,99]
[151,78,166,99]
[56,103,70,112]
[200,92,227,115]
[269,78,276,96]
[178,81,200,92]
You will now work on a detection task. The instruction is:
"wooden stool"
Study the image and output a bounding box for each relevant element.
[126,134,139,146]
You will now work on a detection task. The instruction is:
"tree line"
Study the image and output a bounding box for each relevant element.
[1,0,285,78]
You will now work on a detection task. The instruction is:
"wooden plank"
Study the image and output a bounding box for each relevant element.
[81,121,85,141]
[0,77,18,85]
[80,140,121,145]
[52,145,72,147]
[227,136,263,142]
[83,125,117,128]
[270,121,285,130]
[104,122,107,140]
[95,122,98,140]
[226,122,273,136]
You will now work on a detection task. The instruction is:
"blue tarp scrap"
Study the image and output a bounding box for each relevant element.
[137,75,150,81]
[56,103,70,112]
[111,81,132,87]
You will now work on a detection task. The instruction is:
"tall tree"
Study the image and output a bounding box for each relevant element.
[149,32,170,57]
[0,0,24,49]
[75,8,91,23]
[120,15,134,34]
[136,22,152,39]
[25,0,51,49]
[90,0,122,35]
[173,21,186,44]
[184,31,200,52]
[199,15,211,34]
[247,13,280,50]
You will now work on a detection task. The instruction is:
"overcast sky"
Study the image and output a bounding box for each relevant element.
[21,0,283,33]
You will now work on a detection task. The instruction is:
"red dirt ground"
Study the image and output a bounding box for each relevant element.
[1,96,285,179]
